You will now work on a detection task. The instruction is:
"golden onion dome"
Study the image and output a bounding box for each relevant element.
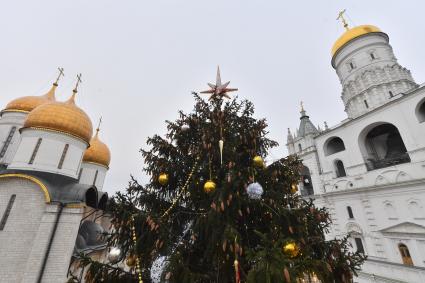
[332,25,382,57]
[83,129,111,168]
[3,84,57,113]
[23,91,93,143]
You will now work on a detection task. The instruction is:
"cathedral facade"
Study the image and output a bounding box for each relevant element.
[0,78,111,282]
[287,24,425,282]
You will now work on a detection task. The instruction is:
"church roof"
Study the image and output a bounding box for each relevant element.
[298,108,319,138]
[332,25,383,57]
[23,91,93,144]
[286,128,294,144]
[0,169,107,209]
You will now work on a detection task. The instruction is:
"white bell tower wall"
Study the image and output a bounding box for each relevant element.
[332,32,416,119]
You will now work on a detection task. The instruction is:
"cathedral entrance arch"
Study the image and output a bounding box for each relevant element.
[358,123,410,171]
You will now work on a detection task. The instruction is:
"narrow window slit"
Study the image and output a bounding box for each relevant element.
[58,144,69,169]
[29,138,42,164]
[0,194,16,231]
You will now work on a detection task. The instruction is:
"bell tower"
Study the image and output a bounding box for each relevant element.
[332,12,417,119]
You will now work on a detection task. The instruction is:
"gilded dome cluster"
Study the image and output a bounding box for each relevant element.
[2,79,111,168]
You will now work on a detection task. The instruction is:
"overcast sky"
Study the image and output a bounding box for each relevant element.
[1,0,424,194]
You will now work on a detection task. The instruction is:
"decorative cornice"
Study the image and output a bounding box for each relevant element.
[314,83,424,138]
[21,127,90,146]
[83,161,109,170]
[319,178,425,198]
[0,109,30,118]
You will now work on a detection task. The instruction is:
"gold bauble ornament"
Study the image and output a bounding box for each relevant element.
[126,255,137,267]
[290,183,298,194]
[283,242,299,258]
[253,155,264,168]
[204,180,216,193]
[158,173,169,186]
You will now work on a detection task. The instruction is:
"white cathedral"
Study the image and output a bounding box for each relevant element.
[286,24,425,282]
[0,76,111,282]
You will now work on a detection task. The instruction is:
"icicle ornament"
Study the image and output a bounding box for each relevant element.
[219,139,224,165]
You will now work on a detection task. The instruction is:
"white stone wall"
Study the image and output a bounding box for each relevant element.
[9,129,88,179]
[22,205,84,283]
[0,176,84,283]
[0,177,46,283]
[79,162,108,191]
[0,111,27,165]
[314,87,425,192]
[307,85,425,282]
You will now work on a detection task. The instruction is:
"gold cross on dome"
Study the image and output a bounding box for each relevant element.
[73,73,82,93]
[300,101,304,112]
[54,67,64,85]
[96,116,102,133]
[337,9,349,31]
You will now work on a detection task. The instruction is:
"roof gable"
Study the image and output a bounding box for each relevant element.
[380,222,425,234]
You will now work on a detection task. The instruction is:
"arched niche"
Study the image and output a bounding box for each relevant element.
[358,122,410,171]
[300,165,314,196]
[399,243,414,266]
[415,98,425,123]
[324,137,346,156]
[334,159,347,177]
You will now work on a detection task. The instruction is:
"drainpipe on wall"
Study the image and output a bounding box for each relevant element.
[37,201,80,283]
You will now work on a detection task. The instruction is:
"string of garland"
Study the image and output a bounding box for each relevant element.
[131,215,143,283]
[161,156,200,218]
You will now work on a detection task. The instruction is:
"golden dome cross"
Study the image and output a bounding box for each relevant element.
[337,9,349,31]
[54,67,65,85]
[73,73,82,93]
[96,116,102,133]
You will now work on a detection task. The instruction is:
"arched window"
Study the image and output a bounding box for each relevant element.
[325,137,346,156]
[93,170,99,186]
[362,123,410,170]
[58,144,69,169]
[29,138,42,164]
[300,166,313,196]
[0,126,16,158]
[354,237,365,253]
[347,206,354,219]
[398,244,413,266]
[0,194,16,231]
[335,160,347,177]
[416,100,425,123]
[78,168,83,181]
[298,144,302,152]
[384,202,398,219]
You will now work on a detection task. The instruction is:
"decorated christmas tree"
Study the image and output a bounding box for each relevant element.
[76,68,365,283]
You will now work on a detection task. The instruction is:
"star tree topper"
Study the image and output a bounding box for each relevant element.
[200,66,238,100]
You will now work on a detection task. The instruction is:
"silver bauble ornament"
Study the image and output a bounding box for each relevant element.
[247,182,264,200]
[181,125,190,132]
[108,247,121,263]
